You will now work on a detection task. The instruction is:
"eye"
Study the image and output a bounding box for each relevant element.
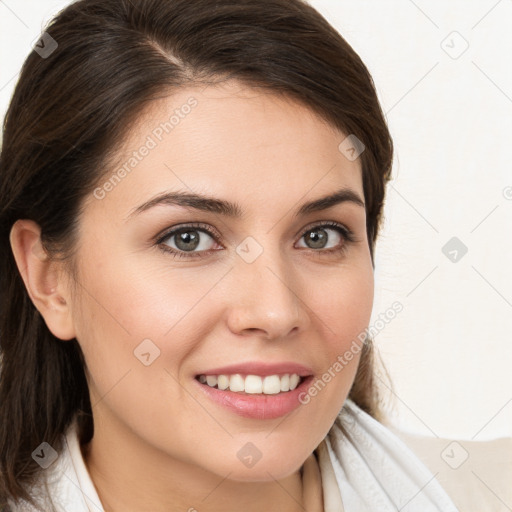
[156,222,220,259]
[296,221,356,255]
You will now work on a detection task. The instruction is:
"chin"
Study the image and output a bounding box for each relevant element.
[224,465,302,483]
[209,451,306,483]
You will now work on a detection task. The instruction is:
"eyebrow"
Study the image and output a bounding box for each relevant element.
[126,187,365,221]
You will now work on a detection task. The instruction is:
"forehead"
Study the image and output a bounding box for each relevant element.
[86,80,364,221]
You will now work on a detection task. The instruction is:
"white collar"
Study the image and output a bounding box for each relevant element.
[322,399,459,511]
[10,399,458,511]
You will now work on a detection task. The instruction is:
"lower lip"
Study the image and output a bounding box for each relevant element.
[194,376,314,420]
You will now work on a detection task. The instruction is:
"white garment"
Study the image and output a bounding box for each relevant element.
[320,399,459,511]
[9,398,459,511]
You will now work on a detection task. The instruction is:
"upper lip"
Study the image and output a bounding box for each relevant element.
[195,362,314,377]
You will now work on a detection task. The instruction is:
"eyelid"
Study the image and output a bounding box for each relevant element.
[154,221,222,246]
[297,219,357,243]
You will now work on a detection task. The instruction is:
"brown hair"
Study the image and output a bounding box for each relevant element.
[0,0,394,508]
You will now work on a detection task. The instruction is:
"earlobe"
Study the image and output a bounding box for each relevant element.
[9,219,76,341]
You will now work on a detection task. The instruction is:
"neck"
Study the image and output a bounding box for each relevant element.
[81,419,306,512]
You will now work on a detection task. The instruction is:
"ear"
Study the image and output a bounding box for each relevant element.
[9,219,76,341]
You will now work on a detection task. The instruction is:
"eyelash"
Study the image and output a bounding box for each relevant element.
[155,221,357,260]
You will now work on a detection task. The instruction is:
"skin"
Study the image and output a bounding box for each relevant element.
[10,80,374,512]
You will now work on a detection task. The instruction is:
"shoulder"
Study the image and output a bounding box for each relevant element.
[391,427,512,512]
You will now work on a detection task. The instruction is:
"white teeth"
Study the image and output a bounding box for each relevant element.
[229,374,245,392]
[263,375,281,394]
[289,374,300,390]
[245,375,263,394]
[217,374,230,390]
[206,375,217,387]
[197,373,304,394]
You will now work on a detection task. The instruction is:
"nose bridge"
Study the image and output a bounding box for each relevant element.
[227,236,305,338]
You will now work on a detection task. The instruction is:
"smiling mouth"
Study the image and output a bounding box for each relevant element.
[195,373,306,395]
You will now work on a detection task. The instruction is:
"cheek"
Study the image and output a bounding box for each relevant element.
[71,267,217,449]
[316,264,374,350]
[301,264,373,413]
[77,244,222,343]
[71,252,226,399]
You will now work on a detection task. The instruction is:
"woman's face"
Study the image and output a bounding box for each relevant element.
[64,80,374,481]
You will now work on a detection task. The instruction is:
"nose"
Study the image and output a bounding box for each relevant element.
[225,244,309,340]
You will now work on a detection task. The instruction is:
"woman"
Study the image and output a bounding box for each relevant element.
[0,0,459,510]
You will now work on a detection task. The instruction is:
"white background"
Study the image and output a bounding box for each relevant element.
[1,0,511,441]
